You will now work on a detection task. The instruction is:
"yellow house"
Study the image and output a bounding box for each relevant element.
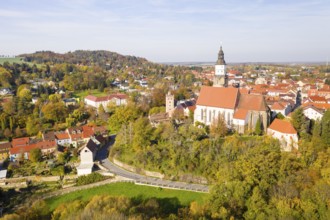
[0,142,11,160]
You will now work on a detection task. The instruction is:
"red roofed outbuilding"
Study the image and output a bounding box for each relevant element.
[267,119,298,151]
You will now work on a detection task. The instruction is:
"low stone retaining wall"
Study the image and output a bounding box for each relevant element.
[113,158,165,179]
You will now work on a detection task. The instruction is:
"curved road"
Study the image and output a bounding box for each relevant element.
[96,136,209,193]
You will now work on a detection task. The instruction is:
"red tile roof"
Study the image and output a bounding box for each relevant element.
[82,125,94,138]
[55,133,70,140]
[233,109,248,120]
[196,86,239,109]
[302,102,330,110]
[12,137,30,148]
[309,95,326,103]
[237,94,269,111]
[271,102,285,110]
[9,140,56,155]
[268,119,297,134]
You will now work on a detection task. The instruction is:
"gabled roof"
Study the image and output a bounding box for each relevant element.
[237,94,269,111]
[86,139,98,153]
[268,119,297,134]
[303,105,325,115]
[302,102,330,110]
[271,102,285,110]
[233,109,248,120]
[9,140,56,155]
[196,86,238,109]
[55,133,70,140]
[12,137,30,148]
[309,95,326,103]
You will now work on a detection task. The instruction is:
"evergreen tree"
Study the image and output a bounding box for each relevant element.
[321,110,330,145]
[291,107,305,133]
[255,118,262,135]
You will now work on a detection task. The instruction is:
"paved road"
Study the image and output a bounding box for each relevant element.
[96,136,209,193]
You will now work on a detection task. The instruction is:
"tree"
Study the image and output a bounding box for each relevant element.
[132,117,153,151]
[30,148,42,163]
[41,102,68,123]
[4,128,12,139]
[210,115,227,139]
[291,107,305,133]
[255,118,262,135]
[243,187,270,220]
[0,66,12,87]
[321,109,330,145]
[276,112,285,119]
[15,127,23,137]
[26,117,41,136]
[108,105,141,134]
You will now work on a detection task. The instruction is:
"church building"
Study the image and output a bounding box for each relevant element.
[194,46,270,133]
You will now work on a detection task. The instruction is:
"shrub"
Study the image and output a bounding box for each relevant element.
[76,172,106,186]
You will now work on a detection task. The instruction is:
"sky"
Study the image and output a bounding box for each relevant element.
[0,0,330,63]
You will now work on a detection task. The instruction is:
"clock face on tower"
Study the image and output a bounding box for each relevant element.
[215,65,225,76]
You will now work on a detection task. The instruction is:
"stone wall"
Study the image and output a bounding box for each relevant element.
[113,158,165,179]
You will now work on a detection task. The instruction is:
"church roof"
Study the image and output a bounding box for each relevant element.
[196,86,238,109]
[216,46,226,65]
[233,109,248,120]
[237,94,269,111]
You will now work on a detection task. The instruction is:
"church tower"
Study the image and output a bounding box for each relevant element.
[213,46,228,87]
[166,91,175,117]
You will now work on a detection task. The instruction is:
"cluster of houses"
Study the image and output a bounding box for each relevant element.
[160,47,330,152]
[0,125,108,175]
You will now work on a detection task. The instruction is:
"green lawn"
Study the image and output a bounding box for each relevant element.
[46,182,207,211]
[0,57,25,64]
[73,89,108,100]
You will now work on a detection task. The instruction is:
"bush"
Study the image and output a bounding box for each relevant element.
[76,172,106,186]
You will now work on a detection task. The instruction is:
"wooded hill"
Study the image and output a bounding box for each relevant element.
[19,50,151,69]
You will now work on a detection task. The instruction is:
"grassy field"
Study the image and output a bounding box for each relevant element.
[46,182,207,211]
[73,89,108,100]
[0,57,25,64]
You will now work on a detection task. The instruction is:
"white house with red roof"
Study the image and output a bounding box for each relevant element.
[84,93,128,109]
[267,119,298,151]
[303,105,324,121]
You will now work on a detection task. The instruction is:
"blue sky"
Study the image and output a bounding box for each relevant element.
[1,0,329,62]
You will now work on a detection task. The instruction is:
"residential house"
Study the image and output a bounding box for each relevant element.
[303,105,324,121]
[55,132,71,146]
[267,119,298,152]
[9,139,57,162]
[84,93,128,109]
[66,127,84,147]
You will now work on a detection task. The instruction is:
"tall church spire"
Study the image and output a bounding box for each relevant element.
[216,46,226,65]
[214,45,228,87]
